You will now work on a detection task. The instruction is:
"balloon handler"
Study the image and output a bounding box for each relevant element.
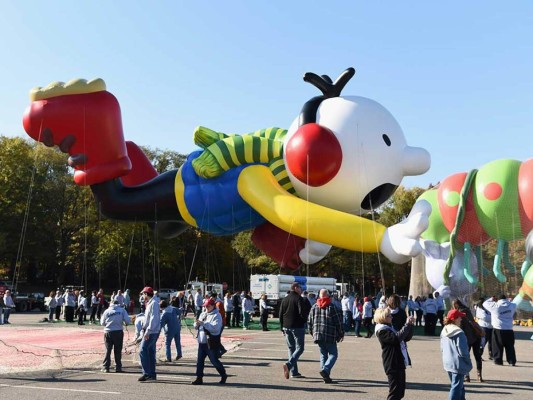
[23,68,431,269]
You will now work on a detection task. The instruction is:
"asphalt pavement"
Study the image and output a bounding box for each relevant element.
[0,311,531,399]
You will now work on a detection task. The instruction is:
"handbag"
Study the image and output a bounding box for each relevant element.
[205,330,222,351]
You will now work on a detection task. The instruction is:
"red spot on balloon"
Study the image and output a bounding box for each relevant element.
[483,182,502,201]
[285,123,342,186]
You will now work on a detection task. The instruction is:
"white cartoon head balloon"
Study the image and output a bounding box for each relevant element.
[283,68,430,215]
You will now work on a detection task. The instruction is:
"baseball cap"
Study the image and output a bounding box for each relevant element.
[446,309,466,321]
[142,286,154,295]
[203,298,215,307]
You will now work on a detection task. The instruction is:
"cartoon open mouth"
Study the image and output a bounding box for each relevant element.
[361,183,398,210]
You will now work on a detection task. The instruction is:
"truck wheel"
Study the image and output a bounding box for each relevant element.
[18,301,29,312]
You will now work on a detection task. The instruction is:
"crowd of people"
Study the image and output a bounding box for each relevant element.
[2,282,524,398]
[40,287,135,325]
[277,283,520,400]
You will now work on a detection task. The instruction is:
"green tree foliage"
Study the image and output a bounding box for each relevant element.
[232,231,279,273]
[0,136,241,293]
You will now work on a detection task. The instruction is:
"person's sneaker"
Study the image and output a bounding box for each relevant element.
[319,370,329,382]
[191,378,203,385]
[219,374,228,384]
[282,363,290,379]
[101,368,110,373]
[291,373,304,379]
[115,368,123,373]
[324,377,334,384]
[175,356,182,361]
[138,375,149,382]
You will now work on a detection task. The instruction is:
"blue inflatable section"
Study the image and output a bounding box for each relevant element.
[181,151,266,235]
[294,276,308,291]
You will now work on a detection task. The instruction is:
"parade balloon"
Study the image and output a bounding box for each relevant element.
[23,68,431,270]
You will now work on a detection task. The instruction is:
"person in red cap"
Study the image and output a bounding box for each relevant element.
[440,309,472,400]
[138,286,160,382]
[191,298,227,385]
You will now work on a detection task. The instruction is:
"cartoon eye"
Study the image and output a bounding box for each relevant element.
[382,134,391,147]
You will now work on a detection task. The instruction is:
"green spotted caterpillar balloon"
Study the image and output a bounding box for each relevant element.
[415,158,533,309]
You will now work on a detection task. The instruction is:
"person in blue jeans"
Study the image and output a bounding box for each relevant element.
[160,299,182,362]
[308,289,344,383]
[279,282,311,379]
[441,309,472,400]
[138,287,160,382]
[191,298,227,385]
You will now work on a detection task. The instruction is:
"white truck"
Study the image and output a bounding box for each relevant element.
[172,281,225,301]
[186,281,224,297]
[250,274,343,317]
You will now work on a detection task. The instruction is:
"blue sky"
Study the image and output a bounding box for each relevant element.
[1,1,532,188]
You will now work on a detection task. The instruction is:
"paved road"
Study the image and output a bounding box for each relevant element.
[0,312,531,399]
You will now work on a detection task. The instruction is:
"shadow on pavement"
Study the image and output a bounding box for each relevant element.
[3,375,106,383]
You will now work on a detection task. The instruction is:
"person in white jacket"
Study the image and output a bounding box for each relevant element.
[3,290,16,324]
[138,287,160,381]
[100,299,131,373]
[362,297,374,338]
[242,293,254,330]
[77,290,87,325]
[424,293,438,336]
[191,298,227,385]
[474,297,493,360]
[224,292,234,328]
[483,295,517,366]
[440,309,472,400]
[47,290,57,322]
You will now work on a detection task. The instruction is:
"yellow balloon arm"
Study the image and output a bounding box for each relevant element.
[237,165,385,253]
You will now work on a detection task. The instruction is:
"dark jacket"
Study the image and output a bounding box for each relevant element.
[376,322,413,374]
[279,291,310,329]
[232,293,241,309]
[390,307,408,332]
[458,306,477,346]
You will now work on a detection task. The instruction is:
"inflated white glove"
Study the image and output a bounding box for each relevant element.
[435,285,452,299]
[299,240,332,264]
[379,199,431,264]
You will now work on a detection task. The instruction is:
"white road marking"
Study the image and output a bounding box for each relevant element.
[0,383,120,394]
[156,374,191,380]
[236,348,314,353]
[237,348,288,352]
[243,341,285,345]
[225,355,285,360]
